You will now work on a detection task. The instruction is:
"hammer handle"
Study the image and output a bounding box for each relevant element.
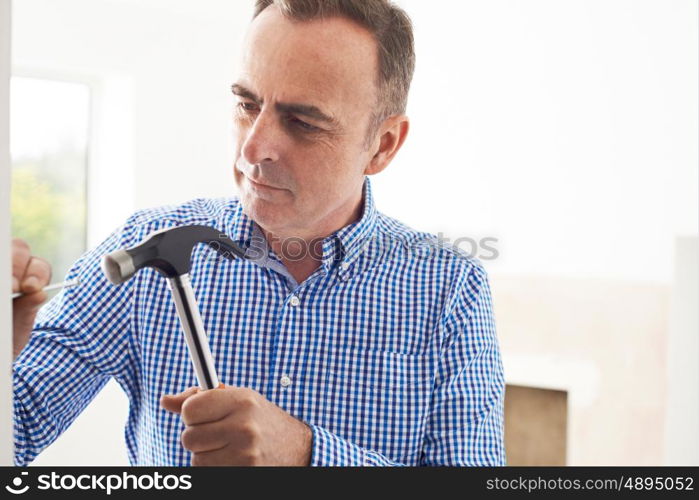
[167,274,221,390]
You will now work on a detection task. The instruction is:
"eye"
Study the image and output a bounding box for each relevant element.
[237,101,259,113]
[289,117,320,132]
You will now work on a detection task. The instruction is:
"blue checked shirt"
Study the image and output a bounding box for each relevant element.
[13,176,506,466]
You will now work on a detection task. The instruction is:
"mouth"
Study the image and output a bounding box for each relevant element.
[247,176,284,191]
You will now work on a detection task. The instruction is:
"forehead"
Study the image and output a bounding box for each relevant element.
[240,7,378,110]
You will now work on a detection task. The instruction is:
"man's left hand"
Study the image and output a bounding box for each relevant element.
[160,386,312,466]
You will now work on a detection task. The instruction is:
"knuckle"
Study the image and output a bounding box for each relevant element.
[236,388,260,409]
[12,238,29,251]
[33,256,51,271]
[239,422,255,438]
[28,258,52,283]
[241,450,261,465]
[180,427,196,450]
[252,450,262,464]
[237,422,260,445]
[237,397,253,411]
[180,399,197,424]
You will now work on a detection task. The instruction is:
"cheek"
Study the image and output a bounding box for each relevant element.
[292,146,359,195]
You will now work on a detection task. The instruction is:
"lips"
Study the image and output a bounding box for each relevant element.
[247,176,283,190]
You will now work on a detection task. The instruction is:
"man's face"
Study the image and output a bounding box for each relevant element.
[232,7,379,237]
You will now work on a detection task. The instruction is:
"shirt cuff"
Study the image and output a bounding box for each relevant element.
[309,424,366,466]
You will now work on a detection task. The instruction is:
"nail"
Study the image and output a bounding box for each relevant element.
[23,277,39,292]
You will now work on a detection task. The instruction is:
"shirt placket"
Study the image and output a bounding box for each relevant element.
[264,267,327,409]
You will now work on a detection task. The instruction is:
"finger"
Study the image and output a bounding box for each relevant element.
[180,387,254,426]
[190,446,233,467]
[161,386,200,413]
[160,386,200,414]
[181,420,230,453]
[11,239,31,293]
[21,256,52,294]
[12,288,48,311]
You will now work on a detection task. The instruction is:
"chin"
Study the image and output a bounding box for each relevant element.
[240,191,287,227]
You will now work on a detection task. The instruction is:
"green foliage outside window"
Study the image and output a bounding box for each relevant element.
[11,153,86,290]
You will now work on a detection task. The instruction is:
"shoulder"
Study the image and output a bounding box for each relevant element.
[374,211,488,276]
[372,210,492,312]
[110,196,241,248]
[126,196,239,228]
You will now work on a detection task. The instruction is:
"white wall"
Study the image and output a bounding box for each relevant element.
[495,274,672,464]
[0,0,12,467]
[395,0,698,284]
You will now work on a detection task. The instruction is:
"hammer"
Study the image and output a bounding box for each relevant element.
[101,225,247,391]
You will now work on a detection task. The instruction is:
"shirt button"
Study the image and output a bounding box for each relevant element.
[289,295,300,307]
[280,375,292,387]
[340,262,350,270]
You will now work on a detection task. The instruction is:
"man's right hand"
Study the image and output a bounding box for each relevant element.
[12,238,52,362]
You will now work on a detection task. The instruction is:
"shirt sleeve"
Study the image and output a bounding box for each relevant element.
[308,263,506,467]
[13,218,140,466]
[309,424,407,466]
[421,263,506,466]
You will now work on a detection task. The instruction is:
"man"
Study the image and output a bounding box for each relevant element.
[11,0,506,466]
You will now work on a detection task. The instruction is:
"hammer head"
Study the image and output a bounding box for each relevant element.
[102,248,137,285]
[101,225,247,285]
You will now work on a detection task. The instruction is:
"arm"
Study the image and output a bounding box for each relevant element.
[421,263,506,466]
[308,424,407,466]
[308,264,506,467]
[13,221,139,466]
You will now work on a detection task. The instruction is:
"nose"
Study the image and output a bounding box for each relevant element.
[240,108,281,165]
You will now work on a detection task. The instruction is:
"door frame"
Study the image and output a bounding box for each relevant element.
[1,0,13,466]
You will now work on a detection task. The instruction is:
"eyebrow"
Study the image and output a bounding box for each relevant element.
[231,83,338,126]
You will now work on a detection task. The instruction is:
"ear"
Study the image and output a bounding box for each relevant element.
[365,115,410,176]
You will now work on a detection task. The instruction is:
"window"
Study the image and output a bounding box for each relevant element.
[10,76,90,287]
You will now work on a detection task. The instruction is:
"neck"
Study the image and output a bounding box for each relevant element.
[260,184,365,282]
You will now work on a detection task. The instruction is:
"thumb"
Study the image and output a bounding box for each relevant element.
[13,289,48,314]
[160,386,200,414]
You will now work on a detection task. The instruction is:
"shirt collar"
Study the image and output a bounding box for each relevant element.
[224,175,378,277]
[225,198,255,248]
[321,176,377,274]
